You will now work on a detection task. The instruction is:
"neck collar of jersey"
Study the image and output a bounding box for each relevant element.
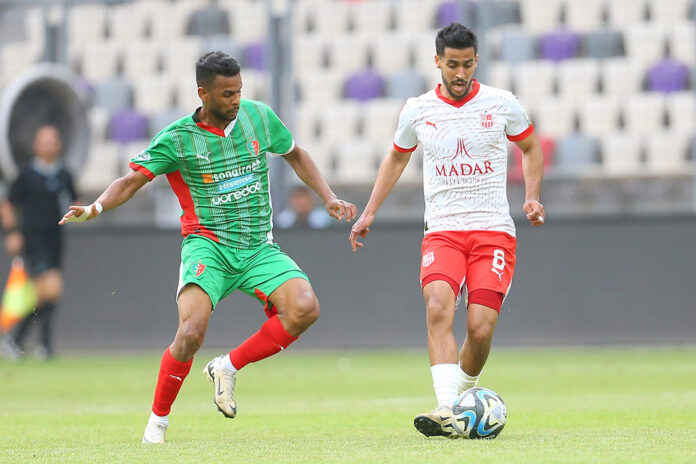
[31,157,62,176]
[192,107,237,137]
[435,80,480,107]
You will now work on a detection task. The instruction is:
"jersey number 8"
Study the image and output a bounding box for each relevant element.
[492,249,505,270]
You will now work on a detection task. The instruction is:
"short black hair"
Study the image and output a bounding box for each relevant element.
[435,23,478,56]
[195,51,241,87]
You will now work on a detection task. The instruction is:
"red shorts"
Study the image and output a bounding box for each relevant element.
[420,231,517,311]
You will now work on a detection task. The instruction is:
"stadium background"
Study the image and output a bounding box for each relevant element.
[0,0,694,349]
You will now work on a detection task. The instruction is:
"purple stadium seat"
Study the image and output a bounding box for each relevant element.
[437,1,477,28]
[244,41,267,71]
[540,29,580,62]
[343,70,385,101]
[437,1,459,27]
[648,59,690,93]
[109,109,148,143]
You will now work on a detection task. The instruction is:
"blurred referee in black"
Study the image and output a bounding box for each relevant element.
[1,125,77,360]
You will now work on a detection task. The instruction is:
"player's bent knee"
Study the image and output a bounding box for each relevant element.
[467,312,497,345]
[297,296,320,325]
[467,324,494,346]
[425,299,452,326]
[287,294,320,328]
[176,321,207,351]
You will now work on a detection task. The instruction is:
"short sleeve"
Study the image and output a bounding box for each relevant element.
[505,96,534,141]
[267,106,295,157]
[128,132,178,180]
[393,104,419,152]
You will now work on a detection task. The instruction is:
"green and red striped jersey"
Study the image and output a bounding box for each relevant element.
[129,99,294,250]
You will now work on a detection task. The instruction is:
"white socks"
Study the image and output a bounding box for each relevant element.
[457,367,480,394]
[430,364,459,408]
[149,411,168,426]
[220,353,238,372]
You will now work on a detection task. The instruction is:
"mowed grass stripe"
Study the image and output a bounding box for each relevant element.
[1,348,695,463]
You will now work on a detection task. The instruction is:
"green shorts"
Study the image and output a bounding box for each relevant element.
[178,235,309,311]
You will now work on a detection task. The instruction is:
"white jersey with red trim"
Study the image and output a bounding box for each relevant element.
[393,80,533,237]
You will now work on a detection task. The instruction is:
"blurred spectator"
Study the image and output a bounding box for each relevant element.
[0,125,77,360]
[276,185,331,229]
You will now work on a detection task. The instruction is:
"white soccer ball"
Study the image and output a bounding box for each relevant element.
[451,387,507,439]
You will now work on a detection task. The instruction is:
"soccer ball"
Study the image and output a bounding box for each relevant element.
[451,387,507,439]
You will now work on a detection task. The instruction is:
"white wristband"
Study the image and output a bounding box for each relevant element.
[64,202,102,223]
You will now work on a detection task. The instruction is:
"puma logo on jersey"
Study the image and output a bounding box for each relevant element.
[426,121,437,129]
[196,151,212,162]
[491,267,504,281]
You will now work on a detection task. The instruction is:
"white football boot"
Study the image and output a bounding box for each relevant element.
[203,355,237,418]
[142,421,167,444]
[413,405,458,438]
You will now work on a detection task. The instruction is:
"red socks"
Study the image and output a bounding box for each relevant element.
[151,317,296,415]
[229,315,298,370]
[152,348,193,416]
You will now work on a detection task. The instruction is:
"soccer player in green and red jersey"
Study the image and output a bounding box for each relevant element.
[59,52,356,444]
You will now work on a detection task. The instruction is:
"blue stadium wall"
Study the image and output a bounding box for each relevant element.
[3,217,695,349]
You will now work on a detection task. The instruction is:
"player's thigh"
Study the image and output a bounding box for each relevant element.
[466,303,500,339]
[423,280,458,328]
[420,232,468,300]
[465,231,517,297]
[237,244,312,317]
[178,235,237,309]
[177,283,213,327]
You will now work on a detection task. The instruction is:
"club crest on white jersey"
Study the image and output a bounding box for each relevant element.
[422,251,435,267]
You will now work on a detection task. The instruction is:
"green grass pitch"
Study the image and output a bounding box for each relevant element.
[1,347,695,463]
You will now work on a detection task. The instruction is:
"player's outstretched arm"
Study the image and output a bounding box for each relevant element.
[516,132,545,227]
[59,170,150,225]
[282,144,357,222]
[350,147,412,252]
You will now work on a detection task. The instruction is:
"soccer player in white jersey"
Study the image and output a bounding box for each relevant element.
[349,23,545,437]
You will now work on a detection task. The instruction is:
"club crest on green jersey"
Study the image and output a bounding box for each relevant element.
[247,140,259,156]
[192,261,206,277]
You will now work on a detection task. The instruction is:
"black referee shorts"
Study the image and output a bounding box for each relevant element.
[24,231,63,277]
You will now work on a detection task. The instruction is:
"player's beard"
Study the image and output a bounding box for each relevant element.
[442,76,472,101]
[210,103,239,124]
